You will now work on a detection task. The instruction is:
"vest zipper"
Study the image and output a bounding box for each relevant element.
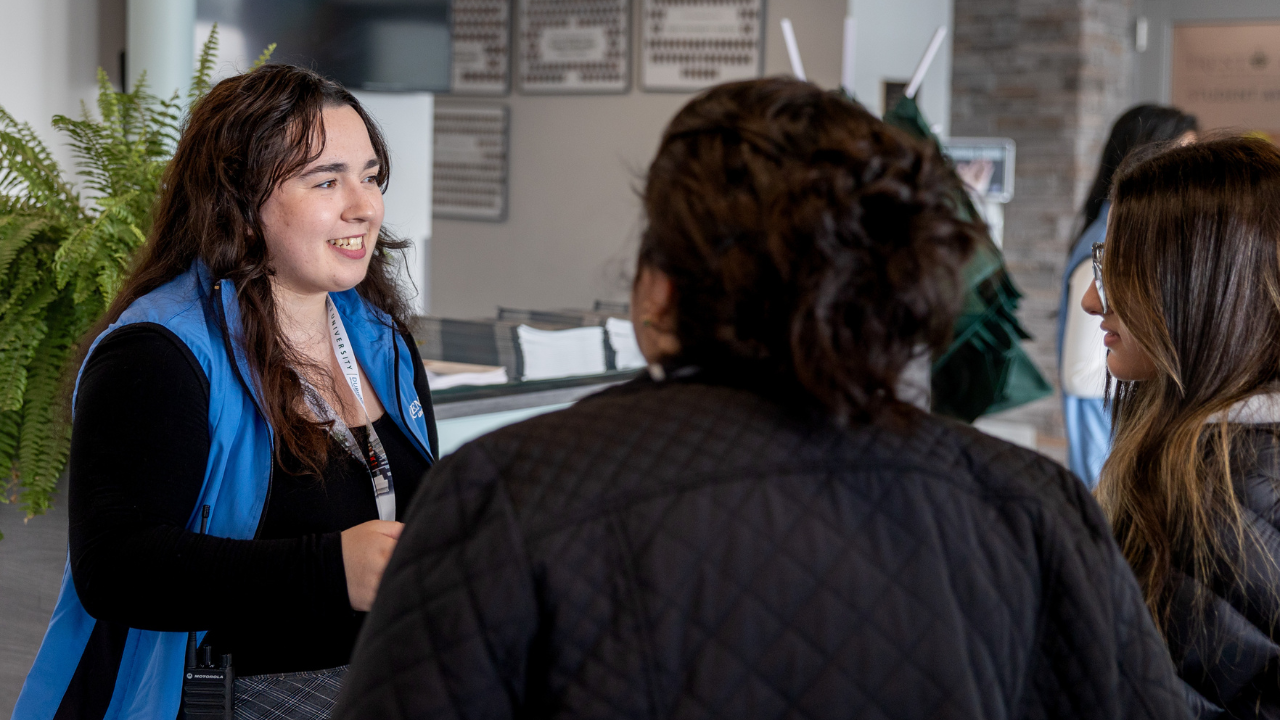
[251,426,275,540]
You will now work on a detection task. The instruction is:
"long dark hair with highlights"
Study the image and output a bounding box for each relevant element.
[639,77,981,423]
[1096,136,1280,635]
[81,64,410,475]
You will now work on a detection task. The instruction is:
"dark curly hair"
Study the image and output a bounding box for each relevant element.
[640,77,981,423]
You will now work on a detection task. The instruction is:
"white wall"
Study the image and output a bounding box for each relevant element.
[847,0,953,133]
[431,0,954,318]
[128,0,194,100]
[0,0,101,176]
[1134,0,1280,104]
[353,91,435,316]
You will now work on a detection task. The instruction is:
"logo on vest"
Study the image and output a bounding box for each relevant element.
[410,400,423,418]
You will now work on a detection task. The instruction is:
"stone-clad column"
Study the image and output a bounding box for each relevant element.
[951,0,1135,441]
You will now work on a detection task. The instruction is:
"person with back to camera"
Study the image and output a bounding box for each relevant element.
[332,77,1189,719]
[1059,104,1197,488]
[1086,135,1280,718]
[13,64,438,720]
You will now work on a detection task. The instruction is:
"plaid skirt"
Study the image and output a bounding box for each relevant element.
[234,666,348,720]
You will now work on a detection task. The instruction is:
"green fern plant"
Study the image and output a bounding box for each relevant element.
[0,27,274,537]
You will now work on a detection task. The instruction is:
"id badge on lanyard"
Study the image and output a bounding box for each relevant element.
[325,296,396,521]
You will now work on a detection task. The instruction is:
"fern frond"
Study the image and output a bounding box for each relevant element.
[151,95,186,150]
[0,37,278,526]
[94,68,121,134]
[53,114,117,198]
[0,283,53,411]
[55,190,148,302]
[13,296,74,517]
[0,213,55,280]
[0,251,47,320]
[251,43,277,71]
[0,109,80,214]
[0,410,20,487]
[191,24,221,104]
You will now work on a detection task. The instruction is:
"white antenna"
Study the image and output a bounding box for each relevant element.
[841,15,857,95]
[905,26,947,100]
[780,18,806,81]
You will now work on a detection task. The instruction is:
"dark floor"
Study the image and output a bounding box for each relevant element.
[0,480,68,717]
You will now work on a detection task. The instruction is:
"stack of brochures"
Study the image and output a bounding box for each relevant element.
[516,324,608,381]
[604,318,646,370]
[411,303,646,387]
[423,360,510,390]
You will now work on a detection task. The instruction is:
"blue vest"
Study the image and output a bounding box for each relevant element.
[1056,203,1112,488]
[13,262,433,720]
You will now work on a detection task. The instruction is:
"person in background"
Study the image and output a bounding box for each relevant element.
[1060,104,1197,487]
[14,65,437,720]
[1087,136,1280,718]
[333,77,1189,720]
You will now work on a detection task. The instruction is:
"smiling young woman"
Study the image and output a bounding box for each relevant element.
[1087,136,1280,717]
[13,65,438,720]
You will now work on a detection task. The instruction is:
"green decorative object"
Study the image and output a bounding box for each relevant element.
[881,95,1053,422]
[0,27,272,537]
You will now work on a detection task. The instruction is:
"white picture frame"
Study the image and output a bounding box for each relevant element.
[640,0,765,92]
[516,0,631,94]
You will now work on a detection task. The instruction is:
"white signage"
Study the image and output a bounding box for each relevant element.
[517,0,630,93]
[451,0,511,95]
[1172,22,1280,138]
[641,0,765,92]
[433,105,509,222]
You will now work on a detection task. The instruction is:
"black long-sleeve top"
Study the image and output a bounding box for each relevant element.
[66,323,434,684]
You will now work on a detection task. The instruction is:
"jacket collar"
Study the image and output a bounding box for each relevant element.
[1208,391,1280,425]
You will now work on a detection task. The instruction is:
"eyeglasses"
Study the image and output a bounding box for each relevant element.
[1091,242,1108,314]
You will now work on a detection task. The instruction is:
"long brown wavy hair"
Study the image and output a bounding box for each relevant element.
[1096,136,1280,632]
[639,78,981,423]
[81,64,410,475]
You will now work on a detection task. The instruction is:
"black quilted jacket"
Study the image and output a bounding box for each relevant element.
[334,373,1191,719]
[1167,425,1280,719]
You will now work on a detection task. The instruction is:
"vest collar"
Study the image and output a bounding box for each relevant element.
[206,263,430,459]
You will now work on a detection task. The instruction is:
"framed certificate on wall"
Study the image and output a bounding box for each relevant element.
[433,105,510,222]
[516,0,631,94]
[1172,22,1280,139]
[640,0,765,92]
[451,0,512,95]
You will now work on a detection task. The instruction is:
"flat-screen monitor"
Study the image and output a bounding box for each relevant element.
[941,137,1017,203]
[197,0,452,92]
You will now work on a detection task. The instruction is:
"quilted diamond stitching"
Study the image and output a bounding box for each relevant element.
[335,379,1192,720]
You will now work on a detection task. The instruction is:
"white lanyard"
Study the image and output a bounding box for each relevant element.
[323,296,396,521]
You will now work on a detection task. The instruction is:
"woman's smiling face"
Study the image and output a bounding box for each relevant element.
[260,104,384,298]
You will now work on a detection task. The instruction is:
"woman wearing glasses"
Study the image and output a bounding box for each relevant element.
[1059,105,1196,487]
[1084,135,1280,718]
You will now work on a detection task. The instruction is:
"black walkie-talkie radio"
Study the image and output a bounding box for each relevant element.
[181,505,234,720]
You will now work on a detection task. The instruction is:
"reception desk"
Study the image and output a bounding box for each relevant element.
[432,370,640,456]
